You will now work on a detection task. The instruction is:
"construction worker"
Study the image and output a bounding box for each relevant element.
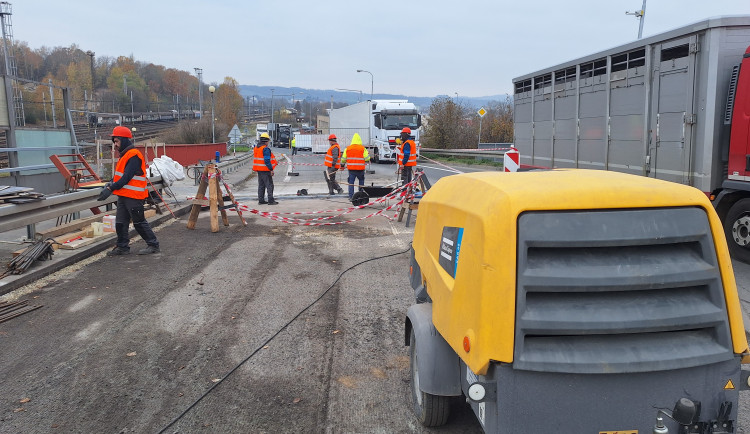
[291,136,297,156]
[398,127,417,185]
[340,133,370,199]
[253,133,278,205]
[97,126,160,256]
[324,134,345,195]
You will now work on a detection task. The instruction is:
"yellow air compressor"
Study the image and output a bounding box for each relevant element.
[405,169,750,433]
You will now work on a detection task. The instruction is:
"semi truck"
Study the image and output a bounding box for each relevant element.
[406,169,750,432]
[267,123,291,147]
[328,100,422,163]
[512,16,750,261]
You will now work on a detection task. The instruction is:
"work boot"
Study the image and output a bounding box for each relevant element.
[107,246,130,256]
[258,199,267,205]
[137,245,160,255]
[268,200,279,205]
[328,190,335,195]
[336,187,344,194]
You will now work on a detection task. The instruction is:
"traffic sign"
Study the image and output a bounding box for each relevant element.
[477,107,487,117]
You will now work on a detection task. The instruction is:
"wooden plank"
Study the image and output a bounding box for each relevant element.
[186,175,209,230]
[209,170,219,233]
[35,214,105,240]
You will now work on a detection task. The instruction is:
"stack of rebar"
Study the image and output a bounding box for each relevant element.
[0,300,42,324]
[1,238,55,279]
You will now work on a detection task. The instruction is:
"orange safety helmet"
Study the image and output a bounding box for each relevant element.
[401,127,411,134]
[328,134,337,141]
[112,126,133,138]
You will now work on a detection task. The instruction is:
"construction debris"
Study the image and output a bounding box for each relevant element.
[1,238,55,279]
[0,186,45,204]
[0,300,42,324]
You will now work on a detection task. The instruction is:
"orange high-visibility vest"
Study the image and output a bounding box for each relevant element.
[401,140,417,167]
[325,143,341,169]
[344,144,366,170]
[253,144,277,171]
[113,148,148,200]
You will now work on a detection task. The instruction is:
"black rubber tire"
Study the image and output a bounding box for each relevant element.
[372,149,380,164]
[409,328,451,427]
[724,198,750,263]
[351,191,369,206]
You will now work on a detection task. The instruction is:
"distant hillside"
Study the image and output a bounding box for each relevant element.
[238,85,509,111]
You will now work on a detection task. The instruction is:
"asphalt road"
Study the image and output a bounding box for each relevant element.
[2,152,750,432]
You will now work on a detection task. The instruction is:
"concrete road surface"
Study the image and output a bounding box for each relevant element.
[2,152,750,432]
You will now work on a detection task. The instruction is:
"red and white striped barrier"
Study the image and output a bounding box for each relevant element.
[504,147,520,172]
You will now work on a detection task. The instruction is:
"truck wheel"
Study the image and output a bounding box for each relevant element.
[409,328,450,427]
[373,149,380,164]
[725,198,750,263]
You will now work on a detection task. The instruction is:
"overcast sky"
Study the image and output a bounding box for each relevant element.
[10,1,750,98]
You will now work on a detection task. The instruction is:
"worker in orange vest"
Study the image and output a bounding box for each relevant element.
[97,126,160,255]
[398,127,417,185]
[253,133,278,205]
[340,133,370,199]
[324,134,344,195]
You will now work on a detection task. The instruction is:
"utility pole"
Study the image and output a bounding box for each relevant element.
[194,67,203,116]
[626,0,647,39]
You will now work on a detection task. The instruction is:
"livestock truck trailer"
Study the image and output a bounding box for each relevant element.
[512,16,750,261]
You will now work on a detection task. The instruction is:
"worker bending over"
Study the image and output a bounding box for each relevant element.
[398,127,417,185]
[253,133,278,205]
[340,133,370,199]
[97,126,160,256]
[324,134,344,195]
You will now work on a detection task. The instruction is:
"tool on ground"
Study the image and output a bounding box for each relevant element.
[147,177,177,219]
[406,169,750,432]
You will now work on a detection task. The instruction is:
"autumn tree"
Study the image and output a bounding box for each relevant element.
[422,96,476,149]
[215,76,243,130]
[481,96,514,144]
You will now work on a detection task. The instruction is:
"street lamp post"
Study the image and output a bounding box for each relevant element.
[271,88,275,124]
[335,88,363,102]
[356,69,373,101]
[209,85,216,143]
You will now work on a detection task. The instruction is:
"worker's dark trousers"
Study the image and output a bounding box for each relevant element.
[292,147,298,155]
[401,166,414,186]
[347,170,365,199]
[115,195,159,249]
[257,171,275,202]
[325,168,342,194]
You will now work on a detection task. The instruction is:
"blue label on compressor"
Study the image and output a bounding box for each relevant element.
[439,226,464,278]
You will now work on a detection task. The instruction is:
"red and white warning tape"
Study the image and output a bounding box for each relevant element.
[231,175,422,226]
[417,155,464,173]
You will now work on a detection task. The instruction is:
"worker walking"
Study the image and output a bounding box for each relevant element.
[253,133,278,205]
[340,133,370,199]
[97,126,160,256]
[291,136,297,156]
[398,127,417,185]
[324,134,345,195]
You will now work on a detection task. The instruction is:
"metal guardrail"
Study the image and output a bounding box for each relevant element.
[419,147,512,159]
[187,153,252,185]
[0,177,165,234]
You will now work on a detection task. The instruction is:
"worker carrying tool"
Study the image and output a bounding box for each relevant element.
[340,133,370,200]
[253,132,278,205]
[291,136,297,156]
[324,134,344,195]
[97,126,160,256]
[398,127,417,185]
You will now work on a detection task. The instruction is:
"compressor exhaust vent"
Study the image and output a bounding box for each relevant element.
[514,207,734,374]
